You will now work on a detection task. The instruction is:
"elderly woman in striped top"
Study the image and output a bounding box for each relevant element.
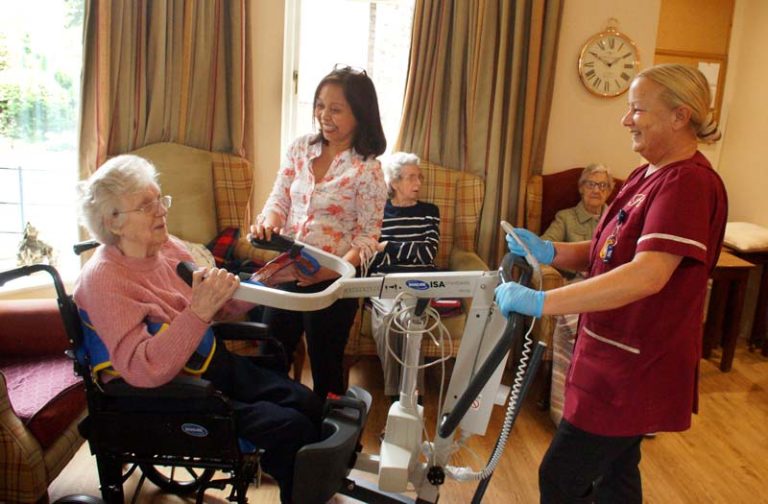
[368,152,440,402]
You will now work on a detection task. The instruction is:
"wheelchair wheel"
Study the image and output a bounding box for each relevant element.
[139,463,215,494]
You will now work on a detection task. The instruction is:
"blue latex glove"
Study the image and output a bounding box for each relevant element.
[505,227,555,265]
[495,282,546,318]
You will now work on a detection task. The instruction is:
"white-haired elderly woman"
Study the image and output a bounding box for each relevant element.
[74,154,322,504]
[367,152,440,403]
[497,64,727,503]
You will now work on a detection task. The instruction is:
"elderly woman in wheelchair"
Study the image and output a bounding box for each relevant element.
[74,154,323,503]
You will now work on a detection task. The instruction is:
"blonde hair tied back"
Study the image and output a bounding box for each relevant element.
[638,63,721,144]
[698,110,722,143]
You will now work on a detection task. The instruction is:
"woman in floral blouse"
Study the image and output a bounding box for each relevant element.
[251,66,387,398]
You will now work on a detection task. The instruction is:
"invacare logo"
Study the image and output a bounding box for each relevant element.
[406,280,446,290]
[181,423,209,437]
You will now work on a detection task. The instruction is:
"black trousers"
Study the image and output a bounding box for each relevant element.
[539,419,644,504]
[202,342,323,503]
[262,279,359,399]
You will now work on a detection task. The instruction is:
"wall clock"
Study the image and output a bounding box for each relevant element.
[578,25,640,98]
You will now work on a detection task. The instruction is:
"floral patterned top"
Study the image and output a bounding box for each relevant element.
[260,134,387,260]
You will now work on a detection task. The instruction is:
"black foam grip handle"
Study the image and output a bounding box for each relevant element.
[73,240,100,255]
[176,261,197,287]
[250,234,296,253]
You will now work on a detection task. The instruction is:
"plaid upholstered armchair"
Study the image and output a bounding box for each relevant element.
[129,142,272,267]
[0,299,87,503]
[343,161,488,379]
[126,143,282,365]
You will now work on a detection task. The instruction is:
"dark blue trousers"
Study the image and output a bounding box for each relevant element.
[539,419,644,504]
[203,342,323,503]
[262,279,359,399]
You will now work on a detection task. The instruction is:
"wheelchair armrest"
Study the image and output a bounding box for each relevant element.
[212,321,269,340]
[102,376,216,399]
[212,321,289,373]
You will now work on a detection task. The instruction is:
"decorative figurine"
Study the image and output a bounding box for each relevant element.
[17,222,57,267]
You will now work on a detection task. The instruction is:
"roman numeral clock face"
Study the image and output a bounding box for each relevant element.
[578,30,639,97]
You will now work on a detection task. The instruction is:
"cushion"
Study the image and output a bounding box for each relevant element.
[549,313,578,426]
[207,227,241,268]
[180,240,217,269]
[130,143,218,244]
[724,222,768,252]
[0,299,69,357]
[1,356,86,449]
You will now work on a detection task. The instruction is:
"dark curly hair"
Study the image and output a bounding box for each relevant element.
[310,66,387,159]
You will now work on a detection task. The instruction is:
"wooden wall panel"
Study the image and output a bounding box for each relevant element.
[656,0,735,55]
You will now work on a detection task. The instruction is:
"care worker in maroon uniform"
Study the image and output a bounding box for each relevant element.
[496,64,728,503]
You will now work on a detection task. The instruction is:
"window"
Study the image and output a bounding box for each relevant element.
[0,0,84,286]
[282,0,415,155]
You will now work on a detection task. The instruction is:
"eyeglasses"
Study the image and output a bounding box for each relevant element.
[582,181,610,191]
[114,195,172,216]
[401,174,425,183]
[333,63,368,76]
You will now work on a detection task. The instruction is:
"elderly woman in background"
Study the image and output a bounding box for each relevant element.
[542,163,614,243]
[367,152,440,402]
[74,155,322,504]
[251,65,387,399]
[541,164,614,279]
[497,64,727,502]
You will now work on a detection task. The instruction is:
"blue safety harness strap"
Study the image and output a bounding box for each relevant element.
[78,309,216,382]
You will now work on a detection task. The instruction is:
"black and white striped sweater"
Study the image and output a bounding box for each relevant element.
[368,200,440,274]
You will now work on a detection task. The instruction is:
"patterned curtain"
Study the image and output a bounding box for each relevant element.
[78,0,250,178]
[397,0,563,266]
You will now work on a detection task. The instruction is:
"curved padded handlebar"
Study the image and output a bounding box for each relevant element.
[73,240,100,256]
[176,237,357,312]
[249,234,299,254]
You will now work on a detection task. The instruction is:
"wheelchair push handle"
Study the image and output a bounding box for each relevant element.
[0,263,61,289]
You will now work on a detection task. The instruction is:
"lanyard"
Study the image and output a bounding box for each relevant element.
[600,209,628,264]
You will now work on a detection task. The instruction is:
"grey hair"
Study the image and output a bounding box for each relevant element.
[578,163,615,190]
[381,151,420,198]
[76,155,159,245]
[637,64,721,143]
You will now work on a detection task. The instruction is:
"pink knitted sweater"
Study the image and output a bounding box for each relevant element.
[73,236,252,388]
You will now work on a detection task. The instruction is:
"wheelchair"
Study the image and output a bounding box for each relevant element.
[0,259,370,504]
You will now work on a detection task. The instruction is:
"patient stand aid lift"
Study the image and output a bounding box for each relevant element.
[238,234,547,503]
[0,229,544,504]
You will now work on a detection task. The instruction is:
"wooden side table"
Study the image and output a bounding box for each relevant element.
[726,249,768,356]
[703,250,755,372]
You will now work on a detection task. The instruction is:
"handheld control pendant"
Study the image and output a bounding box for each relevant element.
[500,221,540,270]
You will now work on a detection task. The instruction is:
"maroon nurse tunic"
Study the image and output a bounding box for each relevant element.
[563,151,728,436]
